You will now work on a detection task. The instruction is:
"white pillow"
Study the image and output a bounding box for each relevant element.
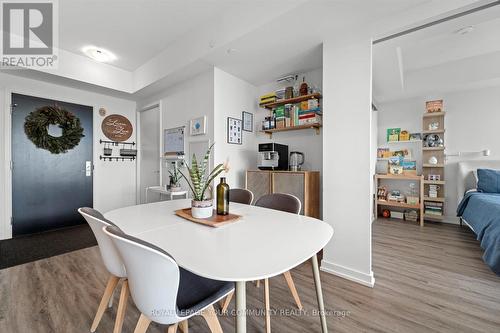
[472,170,479,185]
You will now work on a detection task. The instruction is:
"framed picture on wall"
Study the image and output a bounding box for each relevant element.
[242,111,253,132]
[227,117,242,145]
[190,116,207,136]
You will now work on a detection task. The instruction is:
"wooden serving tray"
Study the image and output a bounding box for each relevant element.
[175,208,241,227]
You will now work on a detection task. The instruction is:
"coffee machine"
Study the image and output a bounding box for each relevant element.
[258,143,288,170]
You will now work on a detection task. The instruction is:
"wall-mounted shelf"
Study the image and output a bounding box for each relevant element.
[376,174,422,180]
[423,112,446,118]
[99,139,136,146]
[422,129,446,134]
[387,140,422,144]
[423,147,445,151]
[261,123,321,138]
[100,155,136,161]
[423,164,445,168]
[263,93,322,109]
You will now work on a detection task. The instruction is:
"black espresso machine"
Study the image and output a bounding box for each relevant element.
[258,143,289,170]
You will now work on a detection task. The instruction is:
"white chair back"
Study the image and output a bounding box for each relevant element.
[103,225,181,325]
[78,207,126,278]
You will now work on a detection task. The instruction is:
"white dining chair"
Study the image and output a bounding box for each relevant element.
[103,225,235,333]
[78,207,129,333]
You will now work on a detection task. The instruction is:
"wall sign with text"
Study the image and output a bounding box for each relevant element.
[101,114,133,141]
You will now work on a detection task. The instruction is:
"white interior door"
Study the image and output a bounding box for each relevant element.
[139,106,160,203]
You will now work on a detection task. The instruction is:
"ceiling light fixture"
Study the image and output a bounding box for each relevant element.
[455,26,474,35]
[82,46,116,63]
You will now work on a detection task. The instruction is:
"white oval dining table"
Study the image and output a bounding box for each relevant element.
[105,199,333,333]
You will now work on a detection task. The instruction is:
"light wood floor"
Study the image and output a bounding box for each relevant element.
[1,219,499,332]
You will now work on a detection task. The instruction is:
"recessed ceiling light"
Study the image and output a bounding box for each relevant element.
[82,46,116,63]
[455,26,474,35]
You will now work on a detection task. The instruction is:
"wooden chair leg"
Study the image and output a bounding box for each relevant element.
[201,305,223,333]
[220,291,234,313]
[91,275,120,332]
[113,279,129,333]
[166,323,178,333]
[108,287,116,308]
[179,320,188,333]
[256,280,261,288]
[264,278,271,333]
[283,271,303,310]
[134,314,151,333]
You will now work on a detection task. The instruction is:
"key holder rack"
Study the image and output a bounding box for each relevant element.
[99,139,137,162]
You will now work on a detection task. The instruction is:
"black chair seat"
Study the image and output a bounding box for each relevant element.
[176,268,234,317]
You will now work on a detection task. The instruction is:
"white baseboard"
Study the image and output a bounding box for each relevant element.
[320,260,375,288]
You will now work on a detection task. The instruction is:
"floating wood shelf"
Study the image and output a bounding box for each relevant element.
[424,196,445,202]
[261,123,322,138]
[423,112,446,118]
[377,200,421,210]
[262,93,322,109]
[387,140,422,144]
[423,164,445,168]
[376,174,423,180]
[423,147,445,151]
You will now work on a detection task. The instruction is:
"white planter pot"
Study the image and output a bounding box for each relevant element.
[191,200,213,219]
[170,186,182,192]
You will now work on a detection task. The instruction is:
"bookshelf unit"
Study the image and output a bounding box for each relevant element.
[375,174,425,226]
[422,111,446,221]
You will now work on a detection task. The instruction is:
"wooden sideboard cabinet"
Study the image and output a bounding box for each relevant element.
[246,170,320,218]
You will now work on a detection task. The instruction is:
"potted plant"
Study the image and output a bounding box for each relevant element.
[179,143,225,219]
[168,162,182,192]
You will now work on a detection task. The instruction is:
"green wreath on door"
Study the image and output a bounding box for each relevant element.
[24,105,85,154]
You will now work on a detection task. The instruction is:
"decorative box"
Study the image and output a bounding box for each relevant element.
[387,128,401,142]
[406,196,419,205]
[390,211,405,220]
[426,100,443,113]
[399,130,410,141]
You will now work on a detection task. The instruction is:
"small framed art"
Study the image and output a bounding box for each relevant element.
[190,116,207,136]
[227,117,242,145]
[242,111,253,132]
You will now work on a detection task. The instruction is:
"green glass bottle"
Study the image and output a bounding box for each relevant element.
[216,177,229,215]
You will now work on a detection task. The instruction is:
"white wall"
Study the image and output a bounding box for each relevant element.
[377,85,500,223]
[0,72,137,239]
[137,68,262,193]
[137,69,215,189]
[214,68,258,188]
[321,39,375,287]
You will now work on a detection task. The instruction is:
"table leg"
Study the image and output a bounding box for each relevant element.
[235,281,246,333]
[311,254,328,333]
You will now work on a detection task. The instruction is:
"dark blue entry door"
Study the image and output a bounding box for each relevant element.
[11,93,93,236]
